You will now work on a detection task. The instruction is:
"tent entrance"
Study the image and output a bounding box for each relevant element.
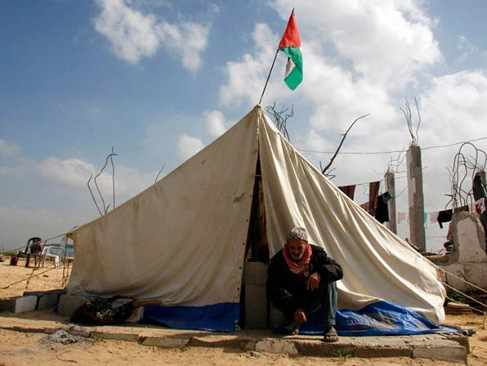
[241,156,270,329]
[245,157,269,263]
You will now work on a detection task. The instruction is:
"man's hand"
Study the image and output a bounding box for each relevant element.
[307,272,320,291]
[294,309,307,325]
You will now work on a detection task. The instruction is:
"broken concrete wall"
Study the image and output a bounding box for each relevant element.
[441,211,487,291]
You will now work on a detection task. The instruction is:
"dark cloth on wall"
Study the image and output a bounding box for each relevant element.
[368,181,380,216]
[267,245,342,321]
[437,209,452,229]
[472,174,487,242]
[437,205,469,228]
[473,173,486,201]
[375,193,390,223]
[339,185,356,200]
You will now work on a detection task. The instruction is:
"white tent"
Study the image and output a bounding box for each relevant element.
[67,105,445,330]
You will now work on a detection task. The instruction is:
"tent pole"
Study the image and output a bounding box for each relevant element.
[258,48,279,105]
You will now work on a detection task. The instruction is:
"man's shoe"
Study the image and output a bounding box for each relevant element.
[322,326,338,342]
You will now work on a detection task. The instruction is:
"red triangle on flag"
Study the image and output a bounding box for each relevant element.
[279,11,301,49]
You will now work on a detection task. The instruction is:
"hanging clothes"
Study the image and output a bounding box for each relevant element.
[437,206,468,228]
[473,172,486,201]
[368,181,380,216]
[375,192,390,224]
[338,185,356,200]
[472,173,487,245]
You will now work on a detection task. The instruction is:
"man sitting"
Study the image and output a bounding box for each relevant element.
[267,227,343,342]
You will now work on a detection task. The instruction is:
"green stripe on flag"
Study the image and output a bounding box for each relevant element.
[281,47,303,90]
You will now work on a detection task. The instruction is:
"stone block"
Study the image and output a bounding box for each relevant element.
[91,331,139,342]
[0,298,16,313]
[244,262,268,285]
[413,345,466,363]
[57,294,86,317]
[140,336,189,348]
[0,296,38,313]
[245,284,267,329]
[37,293,60,310]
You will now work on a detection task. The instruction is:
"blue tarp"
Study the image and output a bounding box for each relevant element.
[301,300,459,336]
[142,300,460,336]
[142,303,239,332]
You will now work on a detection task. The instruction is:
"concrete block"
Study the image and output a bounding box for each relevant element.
[37,293,60,310]
[91,331,139,342]
[0,296,38,313]
[57,294,86,317]
[140,336,189,348]
[0,298,16,313]
[245,284,267,329]
[255,339,298,355]
[413,345,466,363]
[244,262,268,329]
[244,262,268,285]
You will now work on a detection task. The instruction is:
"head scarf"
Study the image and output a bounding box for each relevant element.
[283,227,312,274]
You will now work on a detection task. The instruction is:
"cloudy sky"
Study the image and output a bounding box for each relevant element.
[1,0,487,251]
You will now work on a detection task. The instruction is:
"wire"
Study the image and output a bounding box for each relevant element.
[297,136,487,156]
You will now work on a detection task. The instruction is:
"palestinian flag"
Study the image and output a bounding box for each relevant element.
[279,11,302,90]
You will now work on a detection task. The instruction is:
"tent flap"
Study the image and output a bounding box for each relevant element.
[258,112,445,323]
[68,107,260,309]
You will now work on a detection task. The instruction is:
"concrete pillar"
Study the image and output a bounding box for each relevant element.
[407,144,426,252]
[385,170,397,234]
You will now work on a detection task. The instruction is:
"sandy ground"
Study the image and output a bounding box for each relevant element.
[0,258,70,299]
[1,258,487,365]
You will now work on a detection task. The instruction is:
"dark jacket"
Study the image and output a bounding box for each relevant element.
[267,244,343,298]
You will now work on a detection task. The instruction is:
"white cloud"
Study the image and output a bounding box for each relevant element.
[177,134,204,161]
[271,0,441,88]
[205,110,227,139]
[157,21,209,72]
[219,23,288,107]
[420,70,487,145]
[94,0,209,71]
[38,157,152,198]
[0,139,20,157]
[39,158,97,190]
[0,150,154,247]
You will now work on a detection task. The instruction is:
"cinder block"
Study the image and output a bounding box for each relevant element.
[245,284,267,329]
[413,345,466,363]
[244,262,268,285]
[140,336,190,348]
[244,261,268,329]
[0,298,16,313]
[37,293,60,310]
[92,331,139,342]
[57,295,86,317]
[0,296,38,313]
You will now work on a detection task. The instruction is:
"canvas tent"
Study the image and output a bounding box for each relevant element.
[67,105,446,334]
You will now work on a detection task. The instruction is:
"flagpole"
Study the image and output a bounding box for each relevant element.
[258,48,279,105]
[258,9,295,105]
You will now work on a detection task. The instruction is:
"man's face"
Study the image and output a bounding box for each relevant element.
[286,239,307,261]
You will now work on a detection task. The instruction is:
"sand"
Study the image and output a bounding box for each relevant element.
[1,258,487,365]
[0,258,69,299]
